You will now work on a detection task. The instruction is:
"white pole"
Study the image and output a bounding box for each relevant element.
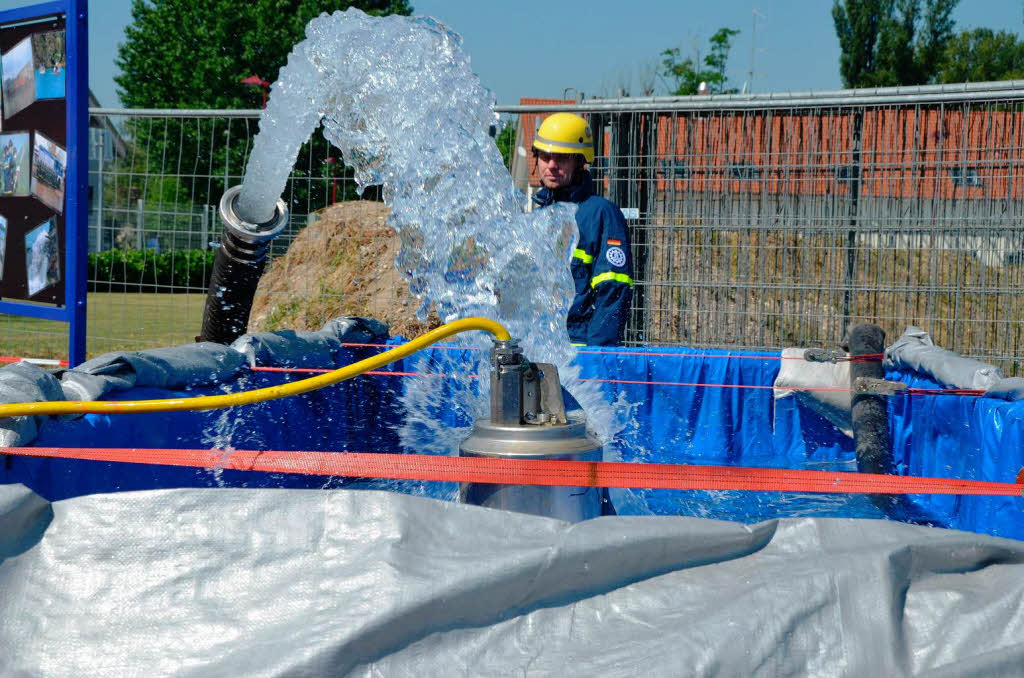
[201,205,209,248]
[749,8,758,93]
[95,133,104,250]
[136,198,143,249]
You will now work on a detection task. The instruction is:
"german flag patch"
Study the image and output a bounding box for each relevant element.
[606,238,622,246]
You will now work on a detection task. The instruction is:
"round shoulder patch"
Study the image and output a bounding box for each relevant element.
[606,246,626,267]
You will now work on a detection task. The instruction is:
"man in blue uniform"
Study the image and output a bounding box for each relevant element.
[532,113,634,346]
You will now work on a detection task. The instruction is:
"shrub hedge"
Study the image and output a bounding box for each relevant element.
[88,248,216,291]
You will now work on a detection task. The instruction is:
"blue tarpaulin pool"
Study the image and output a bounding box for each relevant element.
[3,333,1021,541]
[3,328,1024,677]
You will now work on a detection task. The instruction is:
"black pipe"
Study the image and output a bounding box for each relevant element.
[845,324,899,515]
[199,186,287,345]
[845,324,888,479]
[200,229,274,344]
[845,324,939,525]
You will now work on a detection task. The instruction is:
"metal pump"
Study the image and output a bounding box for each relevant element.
[200,186,289,345]
[459,339,604,521]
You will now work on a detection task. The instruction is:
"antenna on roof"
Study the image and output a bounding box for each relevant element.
[749,8,765,93]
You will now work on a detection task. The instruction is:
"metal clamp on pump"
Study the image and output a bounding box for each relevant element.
[461,338,603,522]
[489,341,567,426]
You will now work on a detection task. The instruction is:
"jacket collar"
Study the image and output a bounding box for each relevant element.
[532,171,595,208]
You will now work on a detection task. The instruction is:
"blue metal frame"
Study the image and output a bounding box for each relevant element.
[0,0,87,366]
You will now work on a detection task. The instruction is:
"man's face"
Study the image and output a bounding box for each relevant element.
[536,151,580,189]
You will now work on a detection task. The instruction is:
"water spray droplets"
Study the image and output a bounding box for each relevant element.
[238,8,629,456]
[240,9,573,354]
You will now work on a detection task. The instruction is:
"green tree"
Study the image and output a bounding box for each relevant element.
[937,28,1024,83]
[494,123,516,169]
[832,0,958,87]
[114,0,413,209]
[117,0,412,110]
[661,28,740,95]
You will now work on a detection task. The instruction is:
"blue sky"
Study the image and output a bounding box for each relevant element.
[0,0,1021,108]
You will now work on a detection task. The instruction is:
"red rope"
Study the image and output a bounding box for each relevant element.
[584,377,854,393]
[844,353,886,362]
[252,366,434,378]
[0,356,68,366]
[336,343,884,362]
[340,342,477,352]
[247,365,981,397]
[0,349,882,371]
[579,349,836,360]
[2,446,1020,497]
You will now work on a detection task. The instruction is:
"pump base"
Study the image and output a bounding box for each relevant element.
[459,415,603,522]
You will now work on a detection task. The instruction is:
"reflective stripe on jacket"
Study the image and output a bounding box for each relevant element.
[534,172,633,346]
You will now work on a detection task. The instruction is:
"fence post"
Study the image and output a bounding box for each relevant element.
[611,111,651,344]
[842,109,864,334]
[95,132,103,252]
[136,198,144,250]
[201,205,209,249]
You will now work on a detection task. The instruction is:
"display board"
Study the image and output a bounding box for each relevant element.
[0,0,86,365]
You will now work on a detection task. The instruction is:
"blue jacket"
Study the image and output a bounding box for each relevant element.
[534,172,633,346]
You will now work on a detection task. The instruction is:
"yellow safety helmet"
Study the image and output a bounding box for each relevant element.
[533,112,594,163]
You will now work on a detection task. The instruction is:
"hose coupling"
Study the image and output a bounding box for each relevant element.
[804,348,845,363]
[218,185,289,250]
[853,377,907,396]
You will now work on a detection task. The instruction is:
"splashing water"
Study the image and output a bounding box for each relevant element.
[237,9,631,455]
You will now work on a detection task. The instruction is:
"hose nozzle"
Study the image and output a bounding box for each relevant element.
[218,185,288,249]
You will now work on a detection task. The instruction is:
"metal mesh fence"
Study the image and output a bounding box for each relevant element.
[0,109,371,358]
[509,86,1024,373]
[88,110,370,259]
[1,84,1023,371]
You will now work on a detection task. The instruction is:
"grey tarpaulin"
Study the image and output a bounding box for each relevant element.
[0,362,66,446]
[1,484,1022,677]
[58,316,389,402]
[230,317,389,368]
[885,327,1004,390]
[985,377,1024,402]
[59,342,248,402]
[778,326,1019,427]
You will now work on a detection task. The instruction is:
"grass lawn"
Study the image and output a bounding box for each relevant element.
[0,292,207,361]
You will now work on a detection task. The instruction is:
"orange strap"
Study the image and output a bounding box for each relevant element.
[3,446,1022,497]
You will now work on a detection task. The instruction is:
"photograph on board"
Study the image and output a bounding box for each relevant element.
[1,37,36,119]
[0,213,7,279]
[24,217,59,296]
[32,30,65,100]
[0,132,31,196]
[31,132,66,213]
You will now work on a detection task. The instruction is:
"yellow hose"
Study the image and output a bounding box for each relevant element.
[0,317,511,418]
